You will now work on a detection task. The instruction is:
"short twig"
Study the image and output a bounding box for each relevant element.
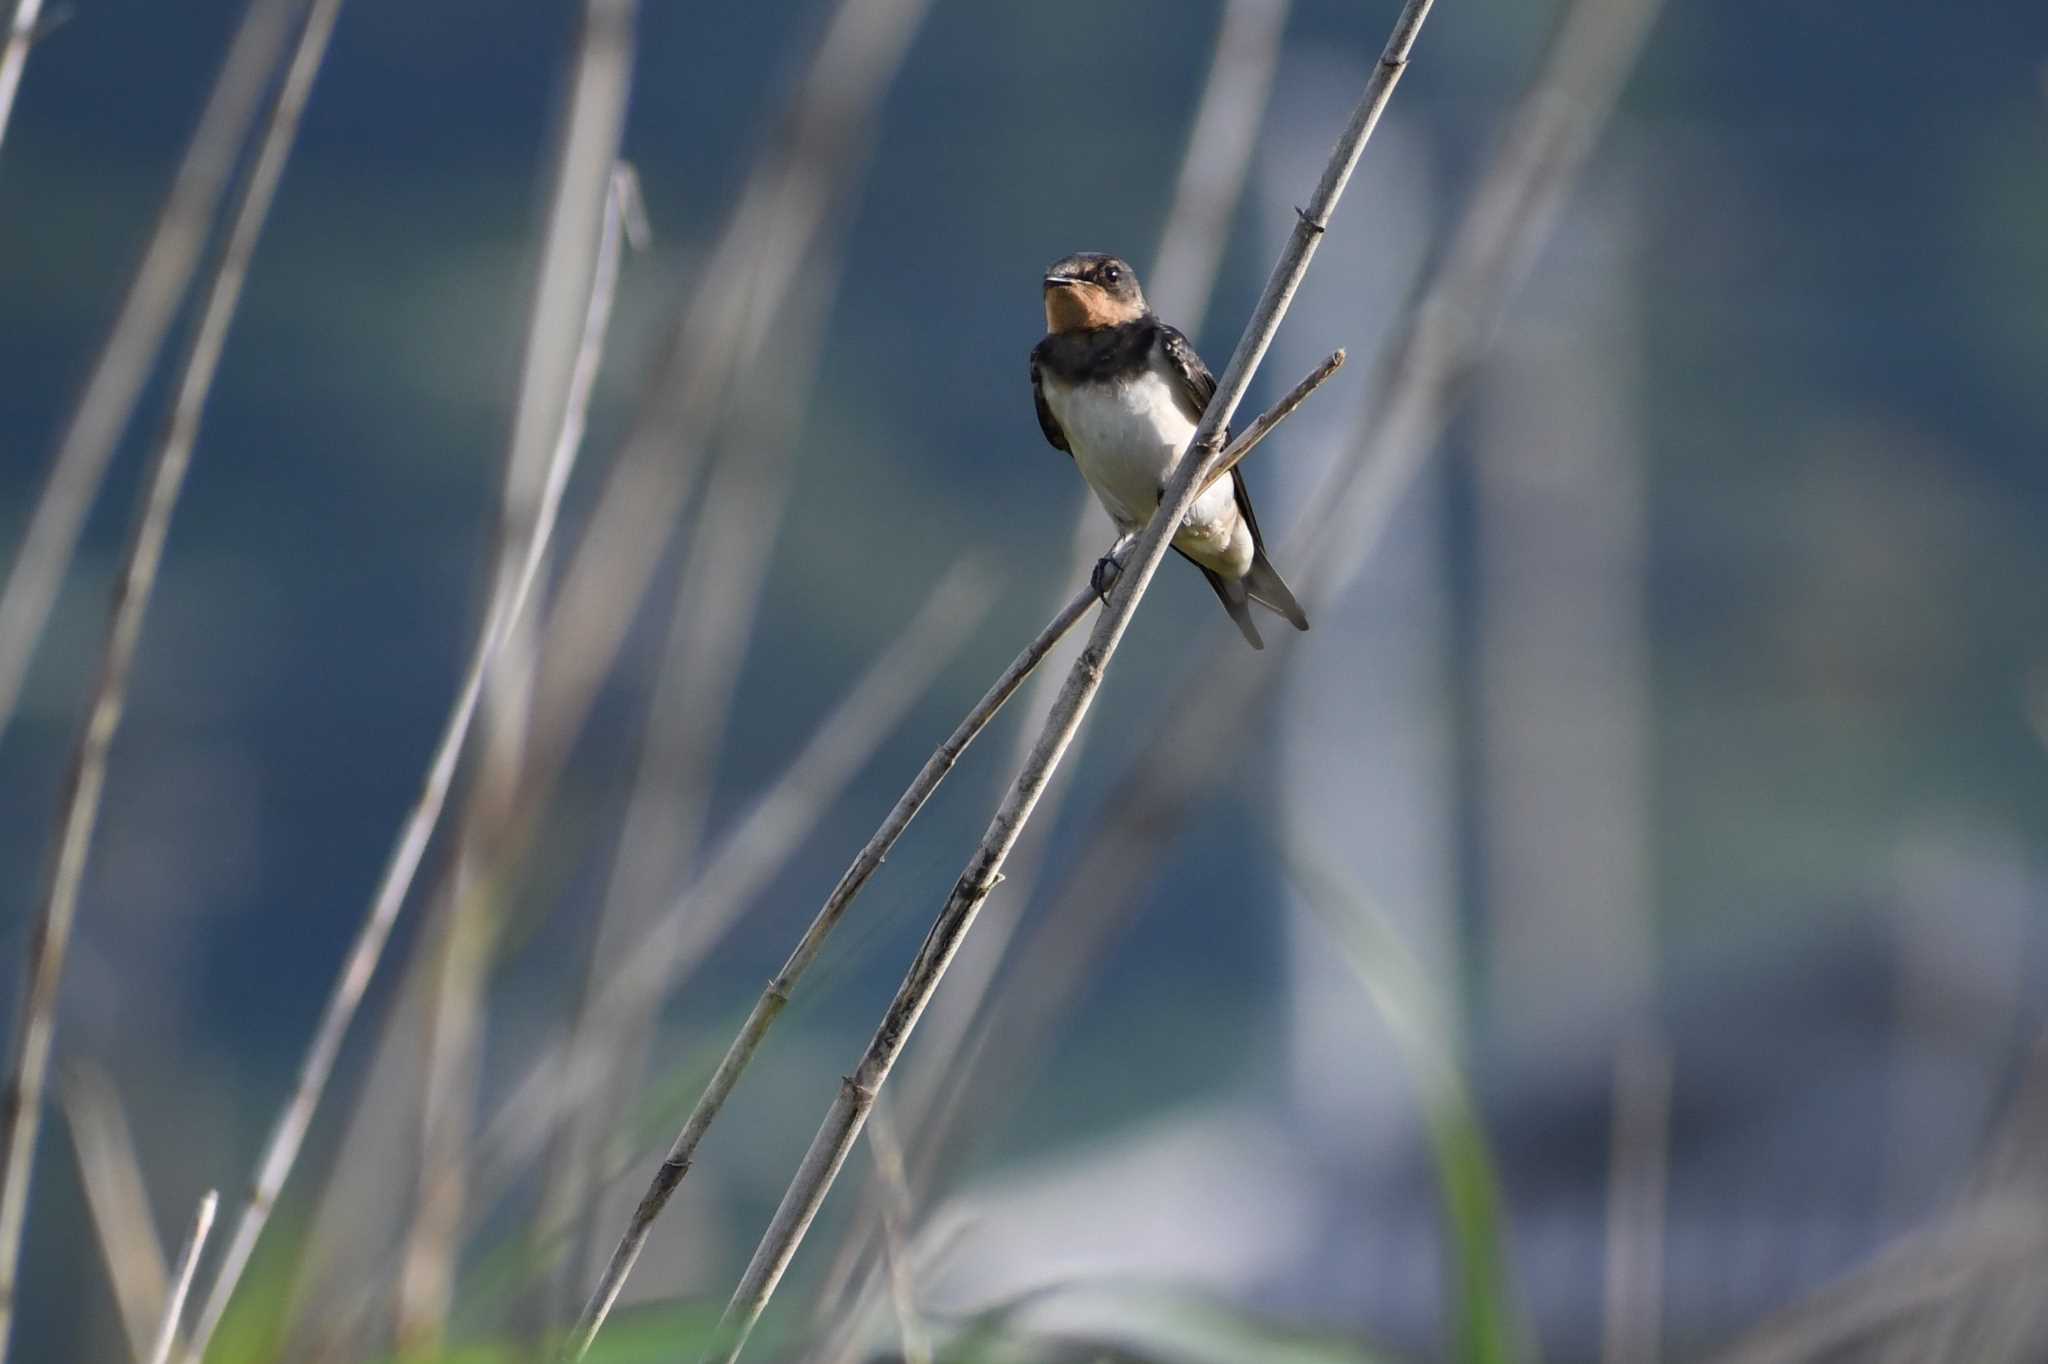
[0,4,345,1358]
[1198,348,1347,497]
[144,1191,216,1364]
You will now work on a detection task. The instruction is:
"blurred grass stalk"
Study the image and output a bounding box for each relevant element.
[0,0,46,169]
[145,1190,216,1364]
[0,1,345,1357]
[513,0,939,839]
[395,1,638,1352]
[697,3,1442,1357]
[1291,851,1529,1364]
[1601,1036,1671,1364]
[181,144,627,1364]
[0,0,305,745]
[59,1063,169,1362]
[885,0,1665,1262]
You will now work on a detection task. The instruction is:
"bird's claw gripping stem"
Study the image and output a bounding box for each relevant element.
[1091,533,1137,605]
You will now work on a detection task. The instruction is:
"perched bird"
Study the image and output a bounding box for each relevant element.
[1030,252,1308,649]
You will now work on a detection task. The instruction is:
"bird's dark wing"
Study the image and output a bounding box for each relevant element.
[1157,323,1218,428]
[1029,355,1069,454]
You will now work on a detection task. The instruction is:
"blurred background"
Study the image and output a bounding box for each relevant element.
[2,0,2047,1360]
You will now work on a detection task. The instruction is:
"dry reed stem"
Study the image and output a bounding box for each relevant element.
[0,3,345,1355]
[181,139,629,1364]
[896,0,1662,1252]
[703,6,1436,1357]
[396,5,638,1347]
[0,0,303,743]
[560,579,1094,1361]
[59,1064,167,1362]
[144,1191,216,1364]
[817,3,1297,1329]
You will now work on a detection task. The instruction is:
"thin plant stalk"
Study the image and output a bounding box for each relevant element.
[0,2,345,1356]
[705,7,1438,1357]
[0,0,46,170]
[59,1064,167,1363]
[818,4,1297,1328]
[864,1102,928,1364]
[1146,0,1293,337]
[561,581,1096,1361]
[0,0,304,744]
[397,4,638,1347]
[180,137,626,1364]
[530,260,835,1325]
[297,557,995,1345]
[144,1191,217,1364]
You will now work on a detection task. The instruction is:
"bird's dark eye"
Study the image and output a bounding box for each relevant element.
[1101,263,1122,285]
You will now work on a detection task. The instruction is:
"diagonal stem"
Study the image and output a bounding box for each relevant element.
[703,4,1436,1359]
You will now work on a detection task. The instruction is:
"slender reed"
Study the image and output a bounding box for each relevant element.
[144,1192,216,1364]
[864,1102,928,1364]
[59,1065,166,1363]
[0,0,46,169]
[818,4,1297,1329]
[180,137,630,1364]
[0,0,303,744]
[0,3,345,1356]
[703,7,1437,1358]
[561,582,1095,1360]
[532,258,839,1328]
[397,4,638,1347]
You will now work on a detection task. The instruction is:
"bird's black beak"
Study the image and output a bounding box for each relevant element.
[1044,275,1081,290]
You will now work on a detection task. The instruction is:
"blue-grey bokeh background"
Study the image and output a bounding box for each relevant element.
[3,1,2047,1359]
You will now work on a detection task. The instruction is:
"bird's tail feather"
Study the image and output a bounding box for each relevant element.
[1196,564,1264,650]
[1244,548,1309,633]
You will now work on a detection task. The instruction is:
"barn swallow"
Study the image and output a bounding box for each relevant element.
[1030,252,1308,649]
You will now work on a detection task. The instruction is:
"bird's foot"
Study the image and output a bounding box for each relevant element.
[1091,534,1136,605]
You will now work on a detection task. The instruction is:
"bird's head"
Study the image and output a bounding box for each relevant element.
[1042,253,1147,333]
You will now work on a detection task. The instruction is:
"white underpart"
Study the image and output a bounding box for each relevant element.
[1041,359,1253,578]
